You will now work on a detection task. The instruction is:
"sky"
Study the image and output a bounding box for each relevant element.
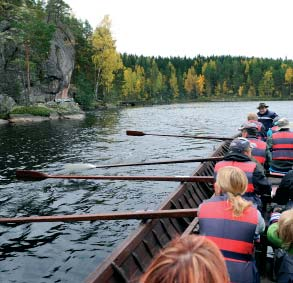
[64,0,293,60]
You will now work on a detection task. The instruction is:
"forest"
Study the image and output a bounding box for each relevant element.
[1,0,293,110]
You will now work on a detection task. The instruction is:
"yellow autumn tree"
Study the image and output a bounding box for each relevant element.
[285,67,293,95]
[195,75,205,96]
[92,15,123,100]
[184,66,197,96]
[168,62,179,99]
[122,67,134,98]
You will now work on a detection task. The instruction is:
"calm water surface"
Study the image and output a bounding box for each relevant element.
[0,101,292,282]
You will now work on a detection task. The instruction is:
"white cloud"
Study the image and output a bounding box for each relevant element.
[65,0,293,59]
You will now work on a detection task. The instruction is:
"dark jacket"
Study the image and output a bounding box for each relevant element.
[273,170,293,205]
[257,109,278,132]
[223,152,272,197]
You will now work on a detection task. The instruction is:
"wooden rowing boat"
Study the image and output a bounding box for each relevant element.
[85,138,231,283]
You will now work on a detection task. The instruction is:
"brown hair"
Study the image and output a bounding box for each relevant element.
[278,209,293,250]
[247,112,258,121]
[216,166,252,216]
[140,235,229,283]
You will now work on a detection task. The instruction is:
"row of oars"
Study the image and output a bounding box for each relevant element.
[0,130,279,224]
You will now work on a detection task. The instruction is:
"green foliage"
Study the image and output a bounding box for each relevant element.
[10,105,52,116]
[74,74,96,110]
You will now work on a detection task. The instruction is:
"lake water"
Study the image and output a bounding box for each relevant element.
[0,101,292,282]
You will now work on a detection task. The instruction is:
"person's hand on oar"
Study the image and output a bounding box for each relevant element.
[126,130,233,141]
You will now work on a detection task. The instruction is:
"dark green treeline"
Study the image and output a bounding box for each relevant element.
[2,0,293,110]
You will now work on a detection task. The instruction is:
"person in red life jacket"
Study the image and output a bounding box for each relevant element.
[273,169,293,208]
[214,137,272,210]
[257,102,279,133]
[140,235,230,283]
[267,118,293,174]
[238,121,269,169]
[199,166,265,283]
[247,112,266,140]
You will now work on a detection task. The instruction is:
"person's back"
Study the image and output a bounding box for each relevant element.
[238,122,268,167]
[214,137,271,210]
[247,112,267,140]
[199,166,265,283]
[267,118,293,173]
[139,235,229,283]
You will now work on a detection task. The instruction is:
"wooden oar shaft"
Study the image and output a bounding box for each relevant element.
[126,130,233,141]
[16,170,215,182]
[0,209,198,223]
[94,156,224,168]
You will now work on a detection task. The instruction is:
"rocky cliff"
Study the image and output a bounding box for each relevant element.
[0,19,75,114]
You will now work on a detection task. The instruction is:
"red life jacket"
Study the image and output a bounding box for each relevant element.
[199,195,258,262]
[272,131,293,160]
[215,161,256,193]
[247,138,266,165]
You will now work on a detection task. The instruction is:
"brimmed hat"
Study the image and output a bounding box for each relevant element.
[275,118,290,130]
[229,137,255,153]
[257,102,269,109]
[238,122,258,131]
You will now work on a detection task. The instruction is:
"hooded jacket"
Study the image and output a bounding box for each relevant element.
[221,151,271,196]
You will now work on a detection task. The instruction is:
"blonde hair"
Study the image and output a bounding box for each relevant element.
[140,235,229,283]
[278,209,293,250]
[247,112,258,121]
[216,166,252,216]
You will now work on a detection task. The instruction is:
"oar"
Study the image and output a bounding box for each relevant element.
[65,156,224,170]
[0,209,198,223]
[126,130,233,141]
[16,170,215,182]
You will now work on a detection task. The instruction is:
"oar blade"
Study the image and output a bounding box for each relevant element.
[126,130,145,136]
[16,170,48,181]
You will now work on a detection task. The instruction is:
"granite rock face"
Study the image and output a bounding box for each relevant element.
[0,19,75,104]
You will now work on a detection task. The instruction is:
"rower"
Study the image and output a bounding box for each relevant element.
[214,137,272,211]
[267,209,293,282]
[199,166,265,283]
[257,102,279,133]
[238,121,269,169]
[247,112,266,140]
[267,118,293,174]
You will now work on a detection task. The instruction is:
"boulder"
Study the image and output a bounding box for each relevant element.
[0,94,16,114]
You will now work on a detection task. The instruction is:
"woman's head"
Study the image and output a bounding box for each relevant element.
[215,166,251,216]
[278,209,293,249]
[140,235,229,283]
[215,166,248,196]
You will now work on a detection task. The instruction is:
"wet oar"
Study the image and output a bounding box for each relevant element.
[126,130,233,141]
[0,209,198,223]
[65,156,224,170]
[16,170,215,182]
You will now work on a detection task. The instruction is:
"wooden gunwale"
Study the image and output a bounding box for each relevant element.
[85,139,232,283]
